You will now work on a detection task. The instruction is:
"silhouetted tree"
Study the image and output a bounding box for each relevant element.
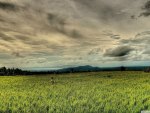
[0,67,6,75]
[120,66,126,71]
[0,67,25,76]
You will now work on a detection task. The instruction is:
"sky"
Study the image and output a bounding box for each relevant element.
[0,0,150,70]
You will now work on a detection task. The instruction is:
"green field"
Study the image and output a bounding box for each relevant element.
[0,71,150,113]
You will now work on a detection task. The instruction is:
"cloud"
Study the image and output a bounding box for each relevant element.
[121,31,150,45]
[0,1,18,11]
[0,0,149,69]
[104,46,134,57]
[73,0,133,24]
[143,49,150,54]
[88,48,102,55]
[119,31,150,61]
[140,0,150,17]
[0,32,15,42]
[47,13,84,39]
[47,13,66,32]
[12,51,24,58]
[102,31,121,39]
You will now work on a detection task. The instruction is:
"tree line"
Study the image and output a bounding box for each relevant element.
[0,67,24,75]
[0,66,149,76]
[0,67,59,76]
[0,66,128,76]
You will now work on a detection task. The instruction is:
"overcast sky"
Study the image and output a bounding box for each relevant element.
[0,0,150,70]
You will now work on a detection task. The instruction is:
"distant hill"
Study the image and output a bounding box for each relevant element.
[56,65,149,73]
[57,65,101,73]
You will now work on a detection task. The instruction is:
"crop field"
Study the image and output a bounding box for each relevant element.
[0,71,150,113]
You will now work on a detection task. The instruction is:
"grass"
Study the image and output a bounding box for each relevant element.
[0,71,150,113]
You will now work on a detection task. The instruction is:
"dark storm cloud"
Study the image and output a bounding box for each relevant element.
[119,31,150,61]
[47,13,66,32]
[0,32,15,42]
[74,0,127,23]
[104,46,133,57]
[0,1,18,11]
[70,29,84,39]
[140,0,150,17]
[47,13,84,39]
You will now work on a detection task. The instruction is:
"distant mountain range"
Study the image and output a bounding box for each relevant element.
[57,65,100,72]
[56,65,150,73]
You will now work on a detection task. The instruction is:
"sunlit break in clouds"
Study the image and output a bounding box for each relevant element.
[0,0,150,70]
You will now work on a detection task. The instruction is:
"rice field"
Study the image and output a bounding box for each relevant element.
[0,71,150,113]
